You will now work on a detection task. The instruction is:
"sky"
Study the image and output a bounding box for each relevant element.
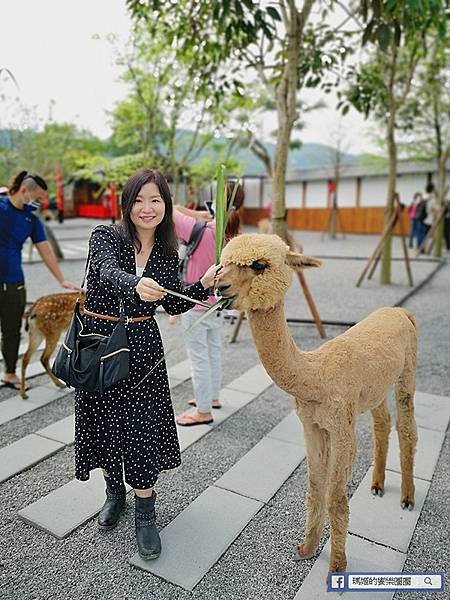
[0,0,377,154]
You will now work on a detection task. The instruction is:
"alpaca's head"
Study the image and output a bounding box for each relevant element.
[218,234,321,311]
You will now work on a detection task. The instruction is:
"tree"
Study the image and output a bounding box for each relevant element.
[109,23,245,198]
[324,126,352,239]
[397,26,450,257]
[126,0,353,240]
[340,0,448,283]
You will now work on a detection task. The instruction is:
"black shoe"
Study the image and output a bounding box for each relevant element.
[135,493,161,560]
[98,478,126,531]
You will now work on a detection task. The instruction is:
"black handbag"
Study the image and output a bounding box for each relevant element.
[52,254,130,395]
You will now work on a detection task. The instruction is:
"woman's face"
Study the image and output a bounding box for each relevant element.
[130,182,166,235]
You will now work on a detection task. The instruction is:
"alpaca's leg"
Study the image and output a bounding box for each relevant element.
[395,356,417,510]
[296,422,330,559]
[326,426,357,573]
[370,398,391,496]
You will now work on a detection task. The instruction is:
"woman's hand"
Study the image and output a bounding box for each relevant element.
[135,277,167,302]
[200,264,223,290]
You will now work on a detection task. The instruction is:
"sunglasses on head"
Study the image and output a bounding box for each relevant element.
[24,173,48,191]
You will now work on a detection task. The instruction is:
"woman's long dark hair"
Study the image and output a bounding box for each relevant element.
[117,168,177,257]
[224,181,244,243]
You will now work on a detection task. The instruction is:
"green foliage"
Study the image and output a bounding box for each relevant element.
[359,0,449,50]
[0,121,109,191]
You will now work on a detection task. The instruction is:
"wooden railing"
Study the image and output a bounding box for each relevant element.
[243,207,410,235]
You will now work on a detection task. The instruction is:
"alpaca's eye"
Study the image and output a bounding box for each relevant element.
[250,261,267,272]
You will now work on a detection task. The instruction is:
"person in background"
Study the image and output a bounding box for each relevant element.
[0,171,79,390]
[417,182,437,250]
[173,183,243,426]
[408,192,422,249]
[444,201,450,252]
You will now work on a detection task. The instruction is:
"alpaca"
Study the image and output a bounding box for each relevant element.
[217,234,417,574]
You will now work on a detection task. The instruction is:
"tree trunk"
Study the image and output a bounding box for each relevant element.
[380,48,398,285]
[433,155,447,257]
[271,0,314,241]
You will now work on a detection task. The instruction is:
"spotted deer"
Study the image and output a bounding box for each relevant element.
[20,292,84,399]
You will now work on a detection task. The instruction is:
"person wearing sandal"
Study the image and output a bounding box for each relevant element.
[74,168,220,560]
[0,171,80,391]
[173,183,243,427]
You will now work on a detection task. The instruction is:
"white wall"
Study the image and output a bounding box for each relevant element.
[336,179,356,207]
[305,180,328,208]
[396,173,429,204]
[286,182,302,208]
[241,178,260,208]
[360,176,386,207]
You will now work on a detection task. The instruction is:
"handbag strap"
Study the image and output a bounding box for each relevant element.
[81,226,125,316]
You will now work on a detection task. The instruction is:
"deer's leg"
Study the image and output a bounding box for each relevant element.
[326,425,357,573]
[296,421,330,559]
[20,326,43,399]
[395,356,417,511]
[370,397,391,497]
[41,334,65,388]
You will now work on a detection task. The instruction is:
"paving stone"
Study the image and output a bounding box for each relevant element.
[413,391,450,432]
[18,469,109,539]
[0,398,35,426]
[385,426,446,482]
[211,388,256,426]
[294,534,405,600]
[215,436,306,503]
[266,411,305,447]
[348,468,430,552]
[226,363,273,395]
[177,421,213,452]
[0,434,64,483]
[25,384,69,406]
[167,359,191,383]
[37,414,75,446]
[129,486,262,590]
[177,389,255,451]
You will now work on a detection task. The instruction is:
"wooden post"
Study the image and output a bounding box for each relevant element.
[356,209,398,287]
[287,232,326,339]
[229,311,245,344]
[397,207,414,286]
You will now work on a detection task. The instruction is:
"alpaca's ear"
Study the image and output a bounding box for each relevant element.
[285,251,322,271]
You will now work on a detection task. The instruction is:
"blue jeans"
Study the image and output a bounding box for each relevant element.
[181,309,222,413]
[408,219,420,248]
[417,222,430,249]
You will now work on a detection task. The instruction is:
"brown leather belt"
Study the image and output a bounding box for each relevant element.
[82,308,153,324]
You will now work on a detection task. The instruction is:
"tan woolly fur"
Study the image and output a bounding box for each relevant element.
[219,233,418,574]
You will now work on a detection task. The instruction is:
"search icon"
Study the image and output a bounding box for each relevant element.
[424,576,433,585]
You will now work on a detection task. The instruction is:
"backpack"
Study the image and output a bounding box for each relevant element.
[178,221,207,282]
[416,199,428,222]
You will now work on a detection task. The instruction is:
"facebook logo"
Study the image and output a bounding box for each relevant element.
[329,574,346,590]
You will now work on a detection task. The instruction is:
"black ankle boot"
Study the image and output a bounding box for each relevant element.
[98,478,126,531]
[135,493,161,560]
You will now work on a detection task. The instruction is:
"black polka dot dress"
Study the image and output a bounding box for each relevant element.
[74,225,209,490]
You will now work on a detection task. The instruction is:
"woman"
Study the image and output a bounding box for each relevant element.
[74,169,219,560]
[173,183,243,426]
[408,192,422,249]
[0,171,78,390]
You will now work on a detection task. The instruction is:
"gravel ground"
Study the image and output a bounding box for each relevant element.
[0,222,448,600]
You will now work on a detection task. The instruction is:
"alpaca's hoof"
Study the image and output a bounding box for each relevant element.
[329,559,347,573]
[295,543,316,561]
[20,392,28,400]
[371,485,384,497]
